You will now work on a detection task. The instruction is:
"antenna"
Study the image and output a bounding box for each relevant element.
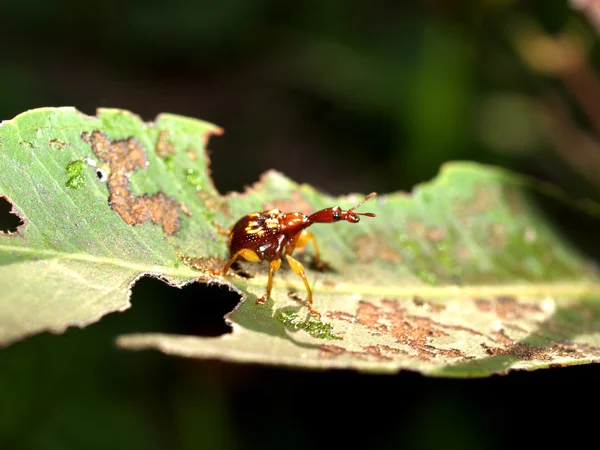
[349,192,377,217]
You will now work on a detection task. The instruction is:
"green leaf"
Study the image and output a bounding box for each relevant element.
[2,107,600,378]
[0,107,223,345]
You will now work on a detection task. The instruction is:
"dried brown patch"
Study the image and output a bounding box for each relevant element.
[475,296,542,320]
[322,295,600,367]
[503,323,528,334]
[326,311,355,322]
[0,195,27,235]
[354,235,402,264]
[178,253,226,271]
[487,223,507,247]
[456,245,470,261]
[49,138,67,150]
[156,130,176,158]
[186,148,198,161]
[320,344,409,362]
[481,330,600,361]
[329,299,474,361]
[475,299,493,312]
[319,344,345,359]
[405,218,426,237]
[455,183,501,218]
[426,227,446,242]
[84,130,180,235]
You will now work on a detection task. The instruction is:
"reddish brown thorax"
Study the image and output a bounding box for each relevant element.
[281,212,309,239]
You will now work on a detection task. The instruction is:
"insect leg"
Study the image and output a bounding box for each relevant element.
[257,259,281,304]
[285,254,321,317]
[293,230,325,270]
[210,249,261,276]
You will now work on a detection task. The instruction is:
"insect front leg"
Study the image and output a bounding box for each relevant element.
[210,248,261,276]
[258,259,281,304]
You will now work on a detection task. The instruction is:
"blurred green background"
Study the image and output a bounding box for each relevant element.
[2,0,600,449]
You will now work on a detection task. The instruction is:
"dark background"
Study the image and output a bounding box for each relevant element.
[2,1,600,449]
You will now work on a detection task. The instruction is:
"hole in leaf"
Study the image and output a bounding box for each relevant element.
[0,196,24,234]
[95,168,107,182]
[131,276,241,337]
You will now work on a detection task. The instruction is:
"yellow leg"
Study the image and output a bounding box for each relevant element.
[294,230,325,269]
[285,254,321,317]
[257,259,281,304]
[210,248,261,276]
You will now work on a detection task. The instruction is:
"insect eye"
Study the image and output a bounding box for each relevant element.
[332,211,341,221]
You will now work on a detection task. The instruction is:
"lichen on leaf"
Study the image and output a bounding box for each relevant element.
[2,107,600,378]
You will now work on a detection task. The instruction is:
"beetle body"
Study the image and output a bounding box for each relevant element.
[229,209,306,261]
[212,193,377,317]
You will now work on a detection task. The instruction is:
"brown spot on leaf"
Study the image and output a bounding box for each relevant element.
[0,195,26,235]
[457,246,470,261]
[475,299,493,312]
[178,253,226,272]
[156,130,176,158]
[426,227,446,242]
[320,344,409,362]
[455,183,500,217]
[405,218,426,237]
[504,323,528,334]
[84,130,180,235]
[472,303,600,363]
[354,235,402,264]
[326,311,355,322]
[524,228,537,243]
[49,138,67,150]
[330,299,472,361]
[323,296,600,368]
[487,223,507,248]
[319,344,345,359]
[481,336,600,362]
[475,296,542,320]
[186,148,198,161]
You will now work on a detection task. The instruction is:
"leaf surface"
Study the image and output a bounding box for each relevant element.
[2,107,600,377]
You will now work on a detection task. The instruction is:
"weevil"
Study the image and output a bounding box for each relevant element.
[211,192,377,317]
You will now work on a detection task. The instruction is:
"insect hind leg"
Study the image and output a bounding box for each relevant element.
[285,254,321,317]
